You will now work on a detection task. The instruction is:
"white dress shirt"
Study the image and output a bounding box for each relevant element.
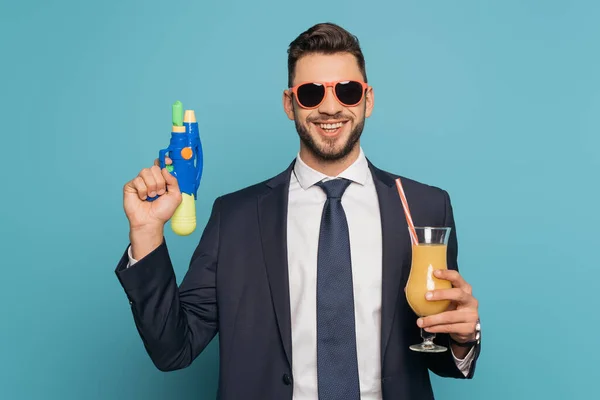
[126,147,475,398]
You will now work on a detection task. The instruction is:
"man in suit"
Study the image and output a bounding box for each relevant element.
[116,22,481,400]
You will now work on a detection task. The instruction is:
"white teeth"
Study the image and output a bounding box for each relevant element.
[318,122,344,130]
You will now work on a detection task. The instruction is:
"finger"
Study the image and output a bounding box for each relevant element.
[123,179,137,194]
[433,269,471,294]
[150,165,166,195]
[153,157,173,166]
[418,309,478,328]
[426,288,471,304]
[423,322,474,335]
[139,168,158,197]
[131,176,148,200]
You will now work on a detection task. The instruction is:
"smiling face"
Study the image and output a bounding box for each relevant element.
[283,52,374,166]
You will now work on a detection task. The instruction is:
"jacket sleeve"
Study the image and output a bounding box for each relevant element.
[114,197,221,372]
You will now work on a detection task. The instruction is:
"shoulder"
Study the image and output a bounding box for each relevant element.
[369,161,450,200]
[368,161,453,223]
[211,162,293,210]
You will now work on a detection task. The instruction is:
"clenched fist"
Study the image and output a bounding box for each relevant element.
[123,157,182,259]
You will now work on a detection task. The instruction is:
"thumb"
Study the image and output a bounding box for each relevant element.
[162,168,180,193]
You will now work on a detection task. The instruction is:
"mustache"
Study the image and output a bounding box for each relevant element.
[307,113,351,123]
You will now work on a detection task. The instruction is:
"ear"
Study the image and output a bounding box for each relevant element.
[364,86,374,118]
[282,89,295,120]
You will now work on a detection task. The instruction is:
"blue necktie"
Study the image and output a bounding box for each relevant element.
[316,178,361,400]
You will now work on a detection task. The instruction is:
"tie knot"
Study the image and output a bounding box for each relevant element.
[316,178,352,199]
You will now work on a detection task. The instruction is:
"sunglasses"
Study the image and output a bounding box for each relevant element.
[289,80,370,109]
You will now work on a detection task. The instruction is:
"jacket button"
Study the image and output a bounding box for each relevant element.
[282,373,292,385]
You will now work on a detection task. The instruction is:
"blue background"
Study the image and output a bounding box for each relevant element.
[1,0,598,399]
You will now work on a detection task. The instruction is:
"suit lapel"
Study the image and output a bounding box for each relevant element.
[257,161,295,368]
[368,161,412,366]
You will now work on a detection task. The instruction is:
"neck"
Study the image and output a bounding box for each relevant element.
[299,144,361,177]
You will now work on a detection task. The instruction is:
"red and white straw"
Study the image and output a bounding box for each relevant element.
[395,178,418,246]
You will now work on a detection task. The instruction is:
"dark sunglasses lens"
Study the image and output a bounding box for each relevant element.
[335,81,364,105]
[297,83,325,107]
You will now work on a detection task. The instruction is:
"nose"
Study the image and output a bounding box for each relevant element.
[317,87,343,116]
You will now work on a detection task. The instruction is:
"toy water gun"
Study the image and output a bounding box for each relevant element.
[147,100,203,236]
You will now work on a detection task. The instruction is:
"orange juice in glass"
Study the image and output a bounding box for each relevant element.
[405,227,453,352]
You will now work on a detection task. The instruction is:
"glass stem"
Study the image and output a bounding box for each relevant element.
[421,328,435,346]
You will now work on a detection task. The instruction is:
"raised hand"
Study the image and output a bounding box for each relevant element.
[122,157,182,259]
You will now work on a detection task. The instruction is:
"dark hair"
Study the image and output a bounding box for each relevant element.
[287,22,367,87]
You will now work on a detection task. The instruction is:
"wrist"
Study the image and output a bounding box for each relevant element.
[129,225,164,260]
[449,319,481,347]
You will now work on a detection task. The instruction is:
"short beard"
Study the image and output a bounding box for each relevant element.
[294,112,365,162]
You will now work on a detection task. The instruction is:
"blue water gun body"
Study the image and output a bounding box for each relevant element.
[148,101,203,235]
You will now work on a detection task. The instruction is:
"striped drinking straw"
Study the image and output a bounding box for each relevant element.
[395,178,418,246]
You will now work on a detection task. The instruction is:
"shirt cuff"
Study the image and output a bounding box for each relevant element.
[451,344,476,377]
[127,245,138,268]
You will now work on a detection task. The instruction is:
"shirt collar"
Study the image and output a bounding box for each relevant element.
[293,147,369,190]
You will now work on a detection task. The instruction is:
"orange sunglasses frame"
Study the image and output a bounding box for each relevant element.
[288,80,371,109]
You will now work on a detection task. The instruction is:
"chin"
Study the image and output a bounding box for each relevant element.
[307,135,358,161]
[316,140,350,157]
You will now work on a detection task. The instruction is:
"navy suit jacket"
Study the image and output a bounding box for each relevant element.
[115,159,481,400]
